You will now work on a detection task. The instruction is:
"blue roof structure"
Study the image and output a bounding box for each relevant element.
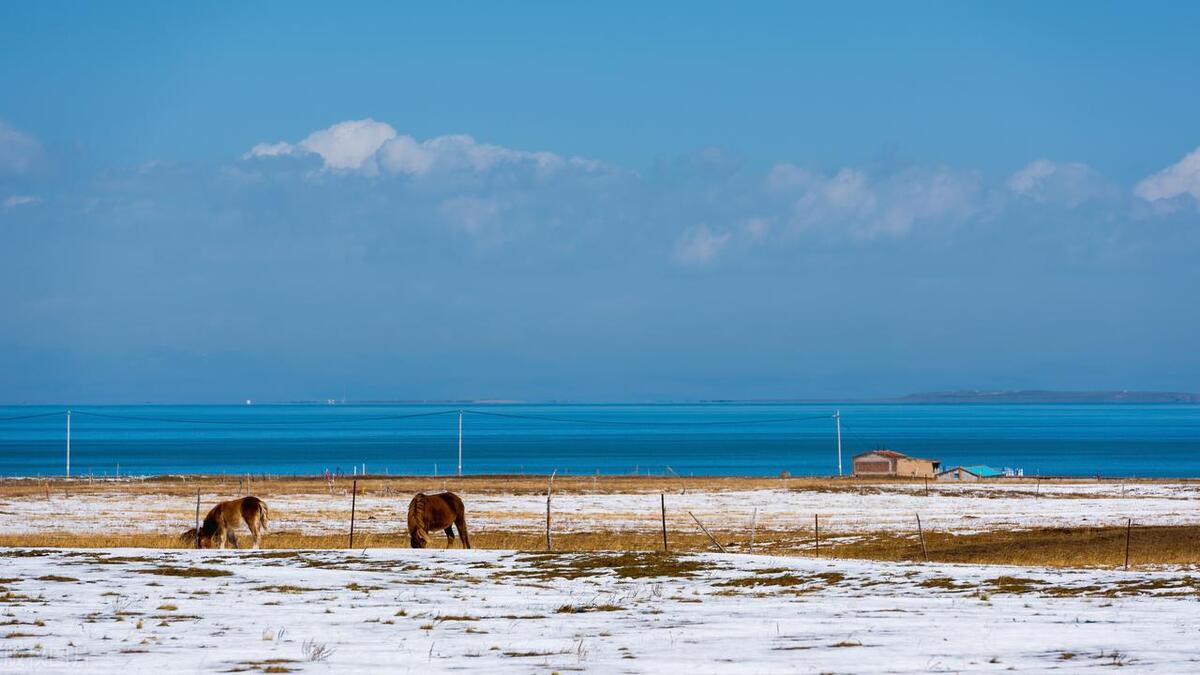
[960,465,1003,477]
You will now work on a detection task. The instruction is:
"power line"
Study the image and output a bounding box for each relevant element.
[65,409,459,425]
[0,407,836,428]
[0,410,65,420]
[463,409,834,426]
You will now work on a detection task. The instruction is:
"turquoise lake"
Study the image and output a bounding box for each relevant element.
[1,403,1198,477]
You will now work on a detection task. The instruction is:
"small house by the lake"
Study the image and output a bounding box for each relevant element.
[937,465,1004,482]
[851,449,941,478]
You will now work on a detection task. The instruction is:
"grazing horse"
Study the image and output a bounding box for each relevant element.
[181,496,269,549]
[407,492,470,549]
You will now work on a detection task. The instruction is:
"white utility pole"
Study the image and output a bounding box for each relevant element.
[834,410,843,476]
[66,410,71,477]
[457,409,463,476]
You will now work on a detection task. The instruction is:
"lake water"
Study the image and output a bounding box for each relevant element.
[1,403,1198,478]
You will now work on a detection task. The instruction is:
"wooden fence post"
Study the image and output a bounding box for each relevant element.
[814,514,820,558]
[546,470,557,551]
[689,511,726,553]
[665,466,688,494]
[348,479,358,549]
[1124,518,1132,570]
[194,489,201,549]
[749,507,758,552]
[924,476,929,497]
[916,513,929,562]
[661,494,668,552]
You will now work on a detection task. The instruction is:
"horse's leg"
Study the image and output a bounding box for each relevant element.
[216,526,227,549]
[444,526,455,548]
[228,531,241,549]
[456,514,471,549]
[249,518,261,549]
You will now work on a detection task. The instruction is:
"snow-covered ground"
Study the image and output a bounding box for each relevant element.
[0,547,1197,673]
[3,482,1198,537]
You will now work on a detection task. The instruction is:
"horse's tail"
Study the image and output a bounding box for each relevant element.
[258,499,269,532]
[454,496,470,549]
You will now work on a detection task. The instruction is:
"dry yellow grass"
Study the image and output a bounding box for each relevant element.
[822,525,1200,567]
[2,524,1196,569]
[4,474,1198,569]
[1,474,784,499]
[4,473,1183,500]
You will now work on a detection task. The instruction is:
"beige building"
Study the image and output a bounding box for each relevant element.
[852,449,941,478]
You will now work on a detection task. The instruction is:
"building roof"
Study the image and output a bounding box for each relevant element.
[939,465,1003,478]
[853,450,907,459]
[853,449,940,463]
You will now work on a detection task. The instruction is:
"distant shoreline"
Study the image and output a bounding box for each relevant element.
[5,473,1200,484]
[8,391,1198,406]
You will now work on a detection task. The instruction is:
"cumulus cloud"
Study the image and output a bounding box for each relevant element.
[380,133,590,176]
[245,119,604,177]
[3,195,41,208]
[1135,146,1200,206]
[297,119,397,172]
[673,224,732,266]
[228,121,1193,257]
[0,120,43,174]
[243,141,294,160]
[773,164,979,239]
[242,119,396,171]
[1008,159,1112,206]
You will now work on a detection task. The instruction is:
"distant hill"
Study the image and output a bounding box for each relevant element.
[896,390,1200,404]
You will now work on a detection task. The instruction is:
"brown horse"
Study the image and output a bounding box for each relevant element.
[181,496,269,549]
[407,492,470,549]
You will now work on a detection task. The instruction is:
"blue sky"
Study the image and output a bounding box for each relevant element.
[2,2,1199,403]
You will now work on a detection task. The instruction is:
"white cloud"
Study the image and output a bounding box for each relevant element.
[298,119,397,173]
[243,141,294,160]
[0,120,43,174]
[1008,159,1111,206]
[1135,146,1200,206]
[775,164,979,239]
[673,224,731,266]
[381,133,569,176]
[877,168,980,237]
[3,194,41,208]
[245,119,605,177]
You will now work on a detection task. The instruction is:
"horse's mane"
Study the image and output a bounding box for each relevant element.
[408,492,427,529]
[199,504,223,538]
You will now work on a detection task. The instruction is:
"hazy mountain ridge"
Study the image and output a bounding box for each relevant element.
[896,390,1200,404]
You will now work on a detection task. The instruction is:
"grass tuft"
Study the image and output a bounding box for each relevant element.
[137,566,232,578]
